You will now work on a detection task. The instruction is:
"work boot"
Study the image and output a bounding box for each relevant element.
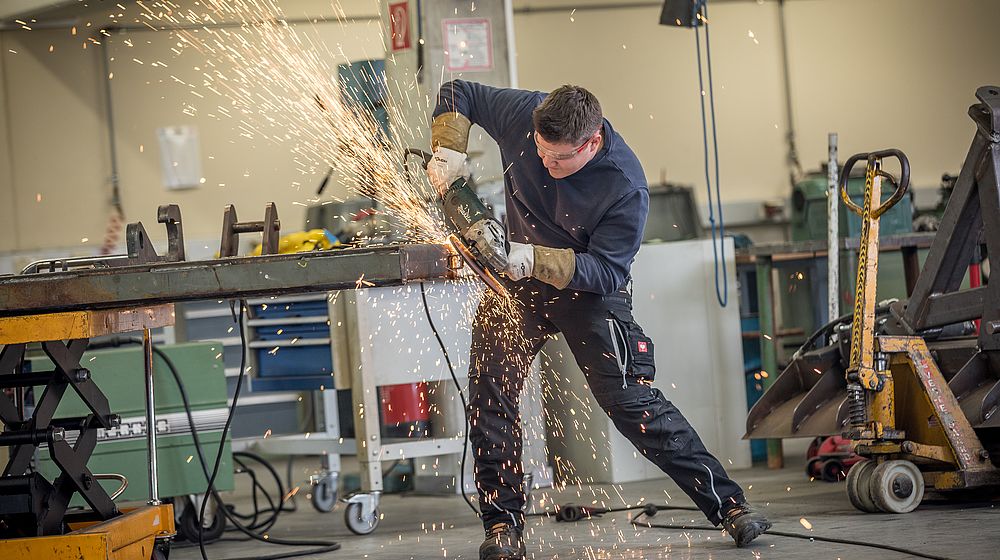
[722,502,771,547]
[479,522,525,560]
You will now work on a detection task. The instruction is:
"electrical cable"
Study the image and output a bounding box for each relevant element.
[154,344,339,558]
[194,302,339,559]
[630,507,955,560]
[418,281,480,517]
[99,303,340,560]
[691,0,728,307]
[230,451,287,532]
[526,503,699,521]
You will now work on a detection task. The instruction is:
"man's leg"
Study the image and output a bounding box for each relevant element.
[468,287,552,531]
[551,291,750,525]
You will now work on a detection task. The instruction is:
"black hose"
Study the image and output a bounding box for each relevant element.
[419,282,480,517]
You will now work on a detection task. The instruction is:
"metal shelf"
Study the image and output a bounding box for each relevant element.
[246,316,329,327]
[247,338,331,349]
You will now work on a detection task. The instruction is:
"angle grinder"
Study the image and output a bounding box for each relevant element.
[405,148,507,294]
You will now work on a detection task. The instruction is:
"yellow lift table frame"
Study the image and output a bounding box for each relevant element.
[0,306,176,560]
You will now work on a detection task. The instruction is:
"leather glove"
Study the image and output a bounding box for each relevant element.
[506,242,577,289]
[426,147,469,196]
[506,242,535,281]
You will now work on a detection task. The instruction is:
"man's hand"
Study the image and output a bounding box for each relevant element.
[506,243,577,289]
[506,242,535,281]
[426,147,469,196]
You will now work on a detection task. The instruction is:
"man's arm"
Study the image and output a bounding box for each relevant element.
[568,189,649,295]
[431,80,539,151]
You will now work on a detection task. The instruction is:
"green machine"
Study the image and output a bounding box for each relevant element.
[781,168,916,350]
[791,167,914,242]
[30,341,233,539]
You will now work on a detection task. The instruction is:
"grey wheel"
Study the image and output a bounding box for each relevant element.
[869,460,924,513]
[846,459,879,512]
[344,502,380,535]
[311,477,338,513]
[179,498,225,543]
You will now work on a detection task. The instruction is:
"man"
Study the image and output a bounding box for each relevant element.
[426,81,770,560]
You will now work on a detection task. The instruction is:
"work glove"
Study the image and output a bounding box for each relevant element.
[506,242,535,281]
[505,242,577,290]
[426,147,469,196]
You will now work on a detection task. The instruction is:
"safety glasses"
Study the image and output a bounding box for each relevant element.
[534,131,596,161]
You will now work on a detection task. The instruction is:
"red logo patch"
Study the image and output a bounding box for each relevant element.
[637,341,648,353]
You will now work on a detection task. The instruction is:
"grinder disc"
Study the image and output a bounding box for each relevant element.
[447,234,504,295]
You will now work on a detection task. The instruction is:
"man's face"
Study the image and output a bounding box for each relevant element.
[534,131,601,179]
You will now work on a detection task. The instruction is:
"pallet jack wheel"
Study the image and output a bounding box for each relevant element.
[179,499,226,543]
[821,459,845,482]
[151,537,172,560]
[869,460,924,513]
[845,459,880,513]
[344,502,380,535]
[806,457,824,479]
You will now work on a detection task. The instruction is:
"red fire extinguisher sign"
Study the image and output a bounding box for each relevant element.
[389,2,411,52]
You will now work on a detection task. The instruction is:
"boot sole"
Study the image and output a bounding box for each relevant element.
[480,552,525,560]
[735,520,772,547]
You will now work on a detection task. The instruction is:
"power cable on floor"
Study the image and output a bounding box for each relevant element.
[419,281,481,518]
[630,506,955,560]
[526,503,699,521]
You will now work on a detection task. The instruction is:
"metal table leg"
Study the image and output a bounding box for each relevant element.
[143,328,160,505]
[755,255,784,468]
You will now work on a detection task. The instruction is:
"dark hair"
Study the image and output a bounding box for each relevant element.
[532,85,602,145]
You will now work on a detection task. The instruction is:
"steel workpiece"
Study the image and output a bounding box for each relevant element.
[0,243,457,317]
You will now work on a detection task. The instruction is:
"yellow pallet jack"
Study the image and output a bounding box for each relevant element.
[0,307,176,559]
[838,150,999,512]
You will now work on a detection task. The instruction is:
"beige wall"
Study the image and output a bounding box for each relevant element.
[0,32,17,252]
[785,0,1000,185]
[0,0,382,252]
[3,28,109,253]
[513,0,1000,209]
[1,0,999,253]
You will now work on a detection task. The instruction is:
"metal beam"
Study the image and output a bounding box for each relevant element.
[0,244,456,318]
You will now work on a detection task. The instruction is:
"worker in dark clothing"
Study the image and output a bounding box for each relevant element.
[426,81,770,560]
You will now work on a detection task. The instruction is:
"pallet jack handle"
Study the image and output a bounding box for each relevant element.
[839,149,910,219]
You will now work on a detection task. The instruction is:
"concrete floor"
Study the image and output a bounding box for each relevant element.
[171,459,998,560]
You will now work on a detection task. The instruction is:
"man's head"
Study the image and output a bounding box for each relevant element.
[532,85,603,179]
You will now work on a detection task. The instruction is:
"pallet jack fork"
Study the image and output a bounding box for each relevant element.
[840,137,1000,513]
[0,307,177,558]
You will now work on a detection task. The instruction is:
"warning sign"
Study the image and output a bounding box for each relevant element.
[389,2,411,52]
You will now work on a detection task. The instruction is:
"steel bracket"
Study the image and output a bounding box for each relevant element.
[219,203,281,257]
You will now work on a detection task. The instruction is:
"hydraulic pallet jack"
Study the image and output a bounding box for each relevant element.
[834,148,992,513]
[746,86,1000,512]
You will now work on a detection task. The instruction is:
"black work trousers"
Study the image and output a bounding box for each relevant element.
[468,278,745,530]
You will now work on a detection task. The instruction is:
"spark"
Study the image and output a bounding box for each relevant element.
[144,0,446,245]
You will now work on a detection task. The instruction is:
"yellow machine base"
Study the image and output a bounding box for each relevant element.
[0,504,175,560]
